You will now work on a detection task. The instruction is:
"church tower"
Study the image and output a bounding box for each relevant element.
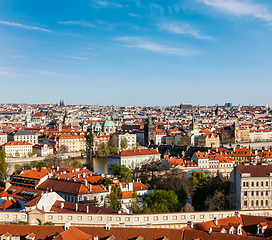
[144,116,156,146]
[57,119,62,132]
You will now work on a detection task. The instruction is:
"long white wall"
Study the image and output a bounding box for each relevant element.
[2,209,272,228]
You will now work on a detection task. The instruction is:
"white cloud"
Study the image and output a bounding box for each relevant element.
[0,20,50,32]
[59,21,95,27]
[159,22,214,40]
[150,3,164,15]
[38,71,74,79]
[116,36,196,56]
[66,56,89,60]
[92,0,123,8]
[200,0,272,22]
[128,13,141,17]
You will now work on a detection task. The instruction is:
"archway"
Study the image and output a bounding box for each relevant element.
[31,218,42,225]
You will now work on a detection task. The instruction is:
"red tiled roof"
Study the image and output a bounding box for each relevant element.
[109,148,160,157]
[238,165,272,177]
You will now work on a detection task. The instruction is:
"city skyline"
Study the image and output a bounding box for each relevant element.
[1,0,272,106]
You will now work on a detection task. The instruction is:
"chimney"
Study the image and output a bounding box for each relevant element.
[83,179,88,187]
[94,236,98,240]
[106,222,111,231]
[118,210,122,214]
[75,203,78,212]
[57,166,59,171]
[86,205,89,213]
[187,221,193,229]
[108,186,112,193]
[208,227,212,234]
[128,182,133,192]
[64,222,70,230]
[213,217,218,226]
[89,184,92,192]
[61,202,64,209]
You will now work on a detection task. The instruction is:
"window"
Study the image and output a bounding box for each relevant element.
[173,216,177,220]
[244,191,247,197]
[125,217,130,221]
[78,216,82,220]
[252,191,254,196]
[256,182,259,187]
[48,215,53,220]
[88,216,92,220]
[266,191,268,196]
[244,201,247,207]
[58,216,63,220]
[256,191,259,196]
[266,200,268,206]
[266,181,269,186]
[261,191,263,196]
[98,217,102,221]
[144,217,149,221]
[164,216,168,220]
[261,182,263,187]
[246,182,249,187]
[261,200,263,206]
[252,182,254,187]
[68,216,72,220]
[243,182,246,187]
[256,200,259,206]
[153,216,158,221]
[251,200,254,206]
[135,217,139,221]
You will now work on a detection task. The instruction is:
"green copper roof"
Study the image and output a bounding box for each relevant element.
[102,120,115,127]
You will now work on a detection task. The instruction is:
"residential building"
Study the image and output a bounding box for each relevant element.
[9,130,38,145]
[115,132,136,150]
[0,132,7,146]
[230,165,272,210]
[3,141,32,157]
[33,144,53,157]
[108,148,160,170]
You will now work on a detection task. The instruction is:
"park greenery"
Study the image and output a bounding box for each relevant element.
[0,150,6,180]
[109,164,132,182]
[97,177,113,186]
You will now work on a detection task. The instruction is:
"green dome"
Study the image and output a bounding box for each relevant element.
[25,114,31,119]
[102,120,115,127]
[94,122,101,127]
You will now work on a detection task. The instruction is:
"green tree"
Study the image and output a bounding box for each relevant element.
[27,151,32,157]
[18,220,29,225]
[59,145,69,153]
[109,164,132,182]
[0,150,6,179]
[134,142,140,149]
[131,190,139,213]
[87,130,94,153]
[109,186,122,210]
[191,171,207,189]
[120,138,128,150]
[143,190,179,213]
[97,177,113,186]
[31,149,36,156]
[15,150,20,158]
[97,143,110,157]
[66,157,83,168]
[44,221,55,226]
[108,138,118,154]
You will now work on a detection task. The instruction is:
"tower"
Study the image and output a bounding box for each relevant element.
[144,116,156,146]
[63,109,69,126]
[57,119,62,132]
[82,119,87,132]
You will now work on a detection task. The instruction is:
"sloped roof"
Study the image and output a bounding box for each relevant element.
[237,165,272,177]
[109,148,160,157]
[38,179,90,195]
[54,227,92,240]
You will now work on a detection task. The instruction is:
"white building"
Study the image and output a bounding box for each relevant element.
[33,144,53,157]
[108,148,161,170]
[116,133,136,150]
[3,141,32,157]
[230,165,272,210]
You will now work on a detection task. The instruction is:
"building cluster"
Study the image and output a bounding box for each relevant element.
[0,102,271,159]
[0,166,153,214]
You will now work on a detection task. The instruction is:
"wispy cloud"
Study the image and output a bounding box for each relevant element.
[159,22,214,40]
[59,21,95,27]
[38,71,74,79]
[199,0,272,23]
[0,20,50,32]
[66,56,89,60]
[150,3,164,15]
[92,0,123,8]
[116,37,196,56]
[128,13,140,17]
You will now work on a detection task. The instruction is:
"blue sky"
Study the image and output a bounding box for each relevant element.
[1,0,272,106]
